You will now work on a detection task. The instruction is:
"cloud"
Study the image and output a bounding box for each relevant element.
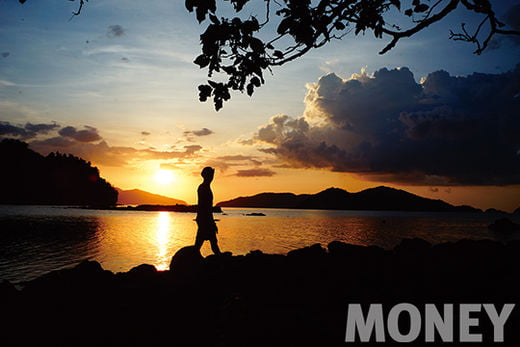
[237,138,254,146]
[183,145,203,155]
[58,126,102,143]
[32,136,76,148]
[0,79,16,87]
[205,154,264,172]
[24,122,60,134]
[30,139,204,167]
[216,155,255,161]
[505,5,520,29]
[1,119,204,168]
[141,131,150,136]
[1,52,9,58]
[0,122,26,137]
[0,121,60,140]
[107,25,125,38]
[184,128,214,137]
[253,66,520,185]
[490,5,520,49]
[235,168,276,177]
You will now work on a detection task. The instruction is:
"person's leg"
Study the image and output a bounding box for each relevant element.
[209,235,221,255]
[194,232,204,251]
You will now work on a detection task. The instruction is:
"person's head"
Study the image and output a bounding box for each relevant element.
[201,166,215,182]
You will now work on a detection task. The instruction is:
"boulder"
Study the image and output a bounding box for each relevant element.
[488,218,520,234]
[287,243,326,259]
[169,246,204,276]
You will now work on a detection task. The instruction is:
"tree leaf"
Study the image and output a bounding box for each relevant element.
[209,14,220,24]
[193,54,210,68]
[246,83,254,96]
[273,50,284,59]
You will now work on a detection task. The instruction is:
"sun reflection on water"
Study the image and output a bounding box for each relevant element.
[155,211,171,270]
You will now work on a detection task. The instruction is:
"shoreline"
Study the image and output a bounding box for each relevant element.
[2,237,520,346]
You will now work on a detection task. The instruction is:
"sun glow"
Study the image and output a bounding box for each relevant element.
[154,169,175,185]
[155,211,171,271]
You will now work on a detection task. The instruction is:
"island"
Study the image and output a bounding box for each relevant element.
[217,186,482,212]
[0,139,117,206]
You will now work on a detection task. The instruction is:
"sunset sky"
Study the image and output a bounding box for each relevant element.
[1,0,519,211]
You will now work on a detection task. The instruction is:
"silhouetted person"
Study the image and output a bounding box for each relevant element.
[194,167,221,255]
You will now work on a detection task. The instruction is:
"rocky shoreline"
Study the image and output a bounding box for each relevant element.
[2,238,520,346]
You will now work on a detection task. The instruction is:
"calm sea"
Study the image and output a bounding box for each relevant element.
[0,205,518,283]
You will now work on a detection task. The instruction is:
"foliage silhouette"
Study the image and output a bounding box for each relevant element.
[0,139,118,206]
[188,0,520,110]
[19,0,520,110]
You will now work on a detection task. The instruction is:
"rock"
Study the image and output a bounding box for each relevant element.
[129,263,157,275]
[327,241,366,257]
[394,238,431,255]
[74,259,104,275]
[126,263,158,280]
[488,218,520,233]
[246,250,264,257]
[287,243,326,259]
[169,246,204,276]
[0,279,18,299]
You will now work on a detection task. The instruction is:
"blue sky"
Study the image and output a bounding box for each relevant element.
[1,0,519,210]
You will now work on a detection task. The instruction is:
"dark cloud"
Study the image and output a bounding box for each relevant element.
[183,145,203,155]
[184,128,214,137]
[121,57,130,63]
[0,121,59,140]
[254,66,520,185]
[141,131,150,136]
[193,128,214,136]
[32,136,76,148]
[24,122,59,134]
[0,122,26,137]
[1,52,9,58]
[206,154,263,172]
[505,5,520,29]
[490,5,520,49]
[238,138,254,146]
[107,25,125,38]
[235,168,276,177]
[58,126,102,143]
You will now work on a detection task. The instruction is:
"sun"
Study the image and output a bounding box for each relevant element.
[154,169,175,185]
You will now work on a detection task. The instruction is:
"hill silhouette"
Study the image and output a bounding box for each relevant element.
[0,139,117,206]
[218,186,481,212]
[116,188,186,205]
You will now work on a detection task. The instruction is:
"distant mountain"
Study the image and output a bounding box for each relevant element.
[217,192,311,209]
[0,139,117,206]
[217,186,482,212]
[116,188,187,206]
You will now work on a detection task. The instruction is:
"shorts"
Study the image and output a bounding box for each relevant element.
[196,219,217,241]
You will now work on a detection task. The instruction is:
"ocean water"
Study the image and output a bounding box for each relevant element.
[0,205,518,283]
